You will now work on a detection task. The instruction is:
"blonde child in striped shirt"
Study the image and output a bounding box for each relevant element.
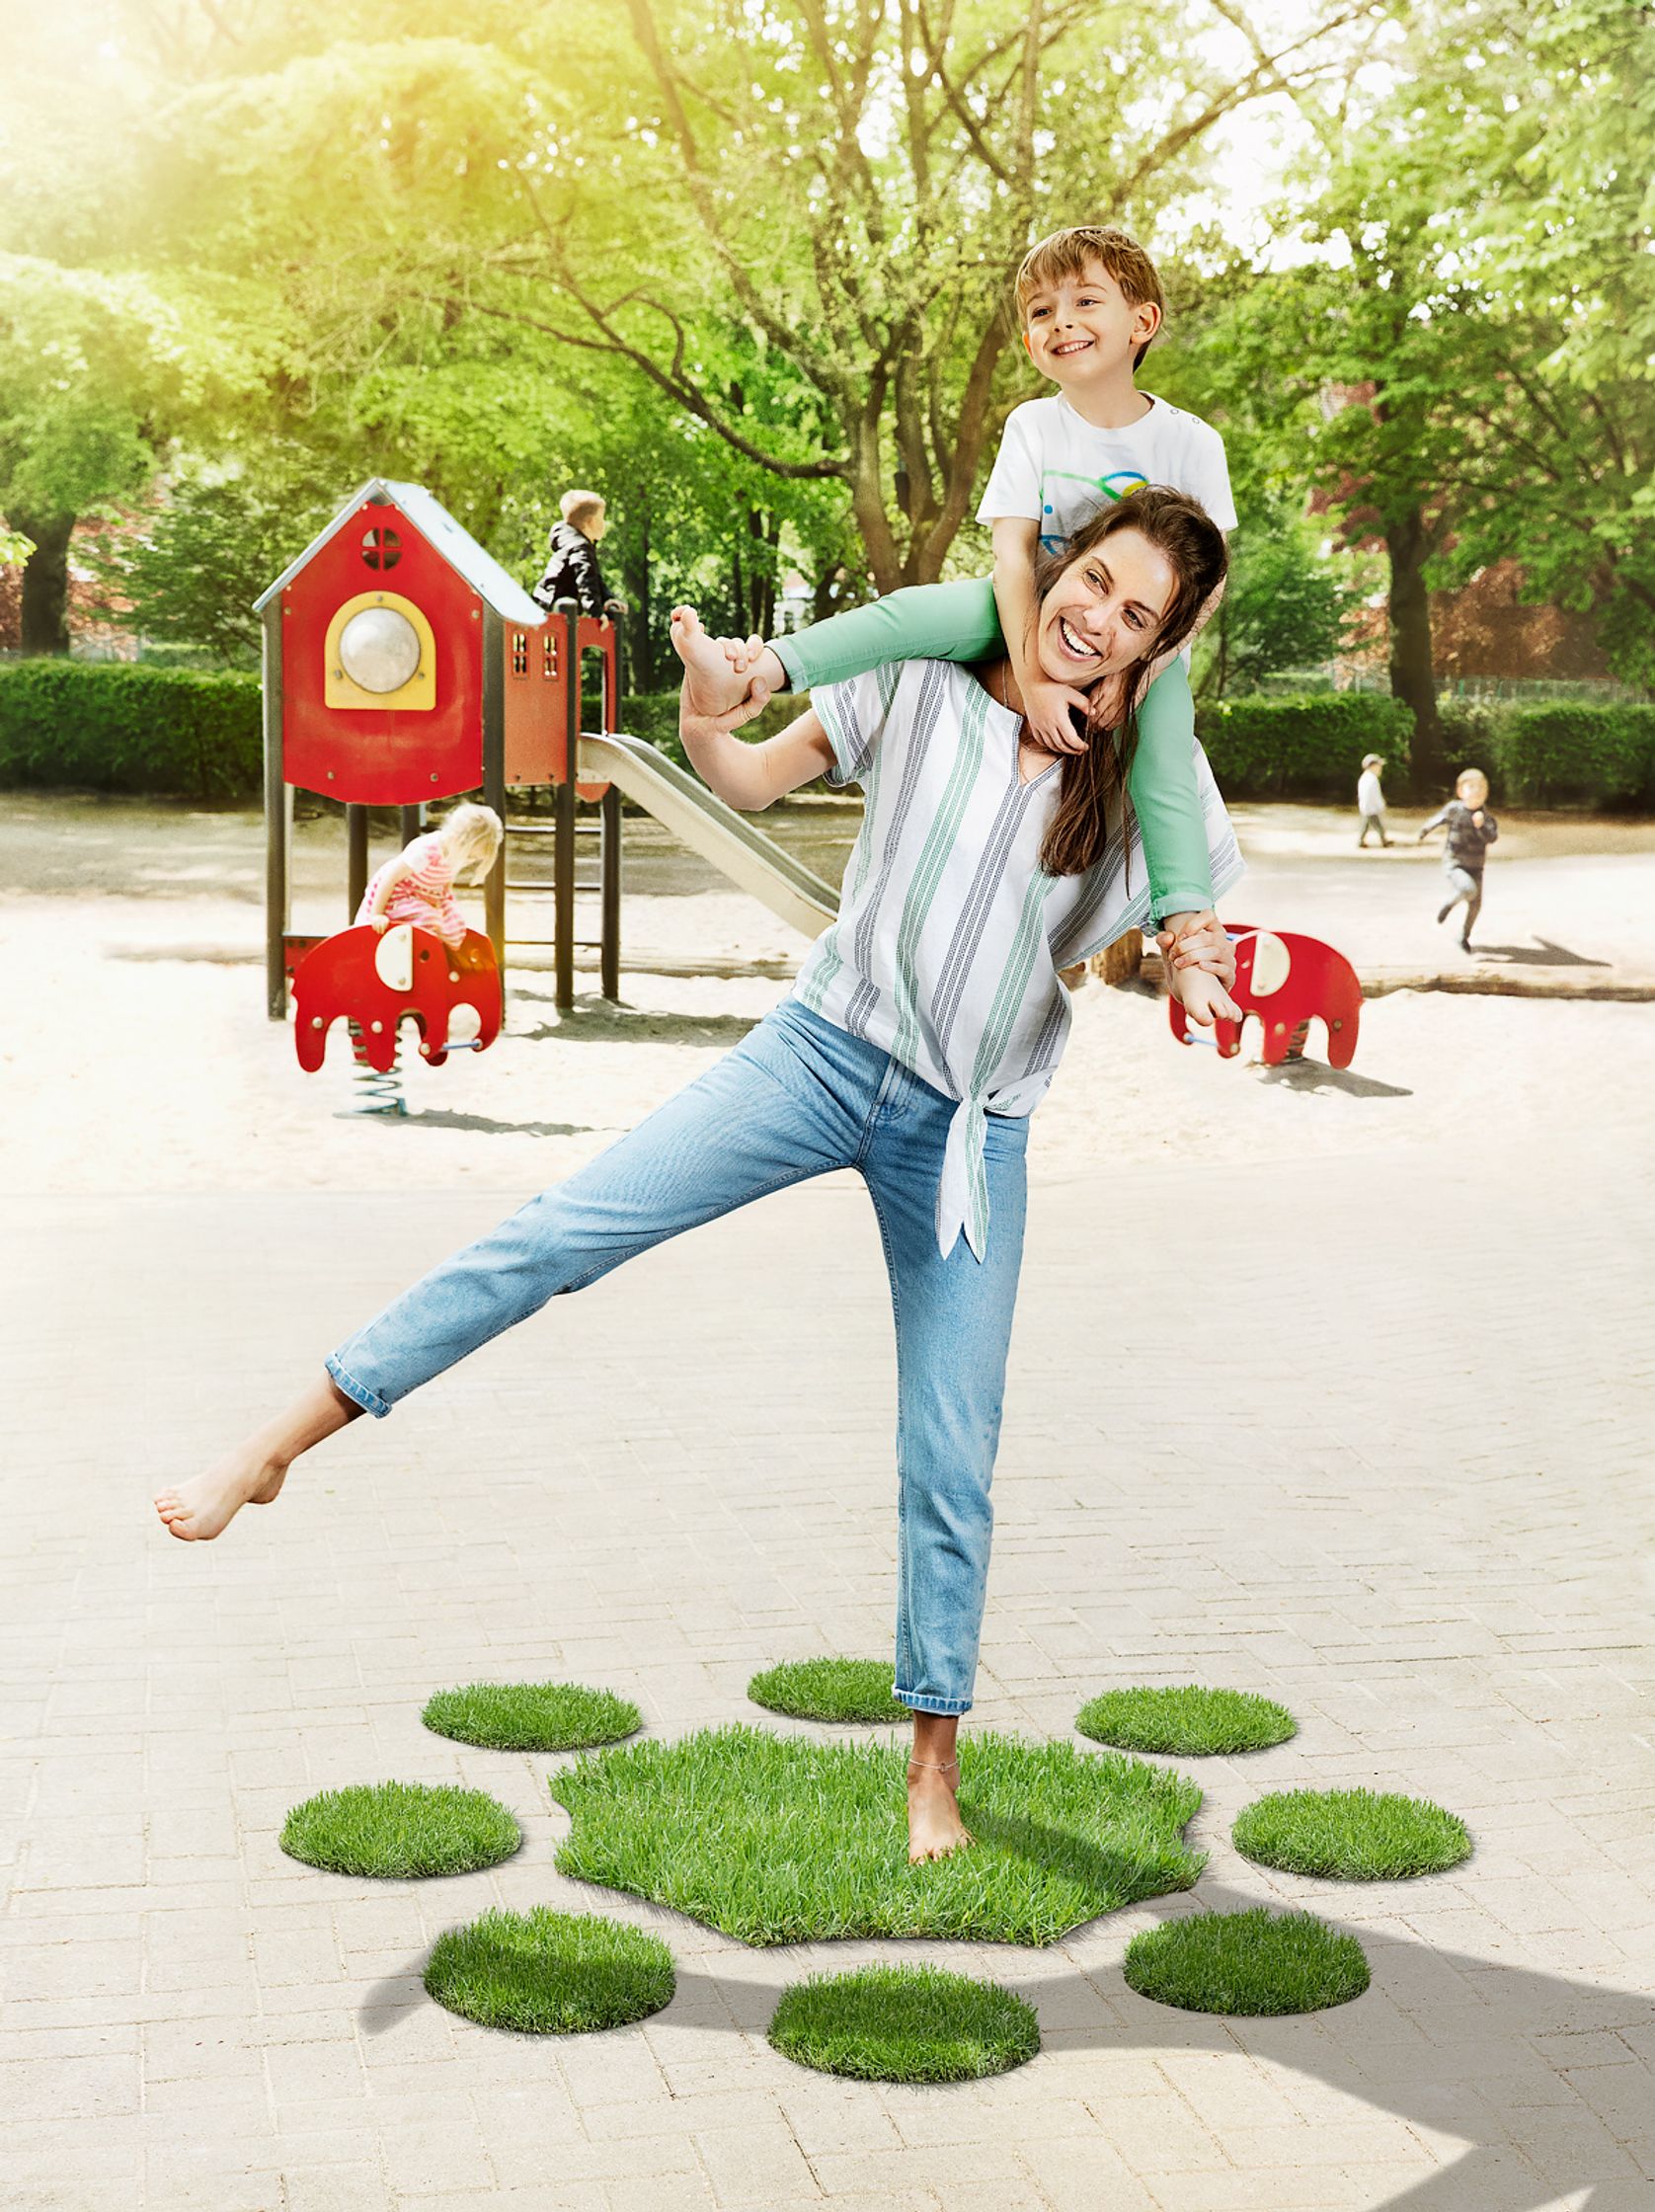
[355,803,503,948]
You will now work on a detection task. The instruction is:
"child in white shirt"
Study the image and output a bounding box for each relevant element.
[1357,753,1390,848]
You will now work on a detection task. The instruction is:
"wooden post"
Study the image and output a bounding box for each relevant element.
[1089,927,1145,987]
[346,805,369,920]
[554,599,580,1013]
[482,605,508,977]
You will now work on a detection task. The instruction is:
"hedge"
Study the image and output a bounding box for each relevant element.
[6,660,1649,812]
[1440,701,1655,809]
[1193,694,1414,800]
[0,660,261,803]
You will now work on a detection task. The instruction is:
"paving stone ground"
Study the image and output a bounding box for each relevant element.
[3,798,1654,2212]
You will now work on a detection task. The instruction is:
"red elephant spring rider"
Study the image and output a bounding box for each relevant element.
[293,923,503,1089]
[1169,925,1362,1068]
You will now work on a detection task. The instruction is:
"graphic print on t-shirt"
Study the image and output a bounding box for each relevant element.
[1039,467,1150,552]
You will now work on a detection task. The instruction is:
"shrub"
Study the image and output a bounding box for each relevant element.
[1485,703,1655,809]
[1194,694,1414,801]
[0,661,261,802]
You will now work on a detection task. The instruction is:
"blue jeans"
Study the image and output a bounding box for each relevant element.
[326,1001,1030,1714]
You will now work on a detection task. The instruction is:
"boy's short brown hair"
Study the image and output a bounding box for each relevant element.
[560,489,605,531]
[1015,226,1165,367]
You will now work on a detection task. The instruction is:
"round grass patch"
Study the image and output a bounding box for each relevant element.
[550,1724,1204,1946]
[425,1907,673,2034]
[1232,1787,1471,1881]
[1125,1908,1370,2016]
[1076,1686,1296,1758]
[279,1781,519,1879]
[422,1680,641,1753]
[769,1964,1039,2082]
[748,1658,908,1725]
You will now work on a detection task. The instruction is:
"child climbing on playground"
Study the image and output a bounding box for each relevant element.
[355,802,503,949]
[155,486,1242,1868]
[683,223,1234,821]
[1418,767,1498,951]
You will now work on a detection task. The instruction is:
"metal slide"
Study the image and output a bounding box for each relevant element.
[576,729,838,941]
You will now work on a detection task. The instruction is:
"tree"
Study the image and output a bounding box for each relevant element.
[1193,500,1358,698]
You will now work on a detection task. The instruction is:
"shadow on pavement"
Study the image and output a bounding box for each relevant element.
[512,1007,762,1051]
[357,1875,1654,2208]
[386,1110,598,1139]
[1472,939,1611,969]
[1258,1060,1414,1100]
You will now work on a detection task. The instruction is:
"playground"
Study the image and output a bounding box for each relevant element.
[4,753,1655,2206]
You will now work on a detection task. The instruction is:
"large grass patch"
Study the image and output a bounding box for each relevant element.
[770,1965,1039,2082]
[1125,1908,1370,2015]
[549,1724,1203,1945]
[1233,1788,1471,1880]
[423,1680,641,1753]
[1076,1686,1296,1757]
[749,1657,908,1725]
[280,1781,519,1879]
[425,1908,673,2034]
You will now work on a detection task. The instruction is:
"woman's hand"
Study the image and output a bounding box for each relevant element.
[1155,910,1234,988]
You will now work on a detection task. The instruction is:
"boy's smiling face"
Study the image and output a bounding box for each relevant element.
[1022,258,1160,387]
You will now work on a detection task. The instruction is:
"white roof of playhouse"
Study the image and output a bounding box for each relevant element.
[254,479,546,626]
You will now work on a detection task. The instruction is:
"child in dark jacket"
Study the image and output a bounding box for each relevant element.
[533,489,613,617]
[1419,767,1498,950]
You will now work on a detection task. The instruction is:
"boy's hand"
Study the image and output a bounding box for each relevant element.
[1155,911,1233,988]
[1171,963,1241,1029]
[1020,674,1091,755]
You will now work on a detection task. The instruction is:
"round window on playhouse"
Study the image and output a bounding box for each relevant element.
[324,592,437,713]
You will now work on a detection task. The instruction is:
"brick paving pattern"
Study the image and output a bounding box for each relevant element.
[5,1115,1653,2210]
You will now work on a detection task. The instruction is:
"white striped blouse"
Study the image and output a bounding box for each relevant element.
[793,660,1243,1260]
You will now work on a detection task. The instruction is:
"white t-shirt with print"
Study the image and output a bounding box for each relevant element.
[977,392,1237,551]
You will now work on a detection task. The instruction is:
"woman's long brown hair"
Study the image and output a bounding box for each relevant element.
[1030,489,1227,879]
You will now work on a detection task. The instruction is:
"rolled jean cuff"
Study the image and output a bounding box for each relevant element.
[894,1688,974,1716]
[325,1353,391,1420]
[1149,888,1219,926]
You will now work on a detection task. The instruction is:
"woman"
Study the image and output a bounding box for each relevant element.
[156,489,1242,1864]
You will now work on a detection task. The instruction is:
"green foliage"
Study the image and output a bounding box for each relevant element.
[549,1724,1204,1946]
[91,467,336,665]
[1232,1788,1472,1881]
[769,1966,1040,2083]
[1195,695,1413,802]
[279,1780,520,1879]
[620,689,808,777]
[1193,503,1359,701]
[748,1659,909,1726]
[1449,704,1655,811]
[425,1908,674,2034]
[1125,1909,1370,2016]
[421,1681,641,1754]
[1075,1688,1297,1758]
[0,661,260,801]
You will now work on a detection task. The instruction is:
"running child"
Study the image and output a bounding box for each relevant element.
[155,489,1241,1866]
[1418,768,1498,950]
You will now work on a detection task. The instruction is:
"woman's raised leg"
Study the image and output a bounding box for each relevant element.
[155,1008,859,1541]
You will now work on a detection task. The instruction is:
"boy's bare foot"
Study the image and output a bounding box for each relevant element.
[670,606,763,719]
[907,1755,973,1863]
[153,1450,287,1541]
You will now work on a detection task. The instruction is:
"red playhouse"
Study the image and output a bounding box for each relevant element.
[255,478,624,1045]
[1168,925,1363,1067]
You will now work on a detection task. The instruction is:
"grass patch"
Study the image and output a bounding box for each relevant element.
[769,1964,1039,2082]
[422,1680,641,1754]
[748,1658,908,1725]
[1126,1907,1369,2015]
[425,1907,673,2034]
[550,1723,1204,1946]
[1232,1788,1472,1880]
[279,1781,519,1879]
[1076,1686,1297,1757]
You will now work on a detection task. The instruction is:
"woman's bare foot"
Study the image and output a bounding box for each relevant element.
[670,606,782,718]
[907,1755,972,1863]
[153,1374,361,1543]
[153,1450,287,1541]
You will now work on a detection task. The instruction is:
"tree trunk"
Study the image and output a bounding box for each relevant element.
[1383,505,1444,790]
[17,514,74,656]
[622,515,653,691]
